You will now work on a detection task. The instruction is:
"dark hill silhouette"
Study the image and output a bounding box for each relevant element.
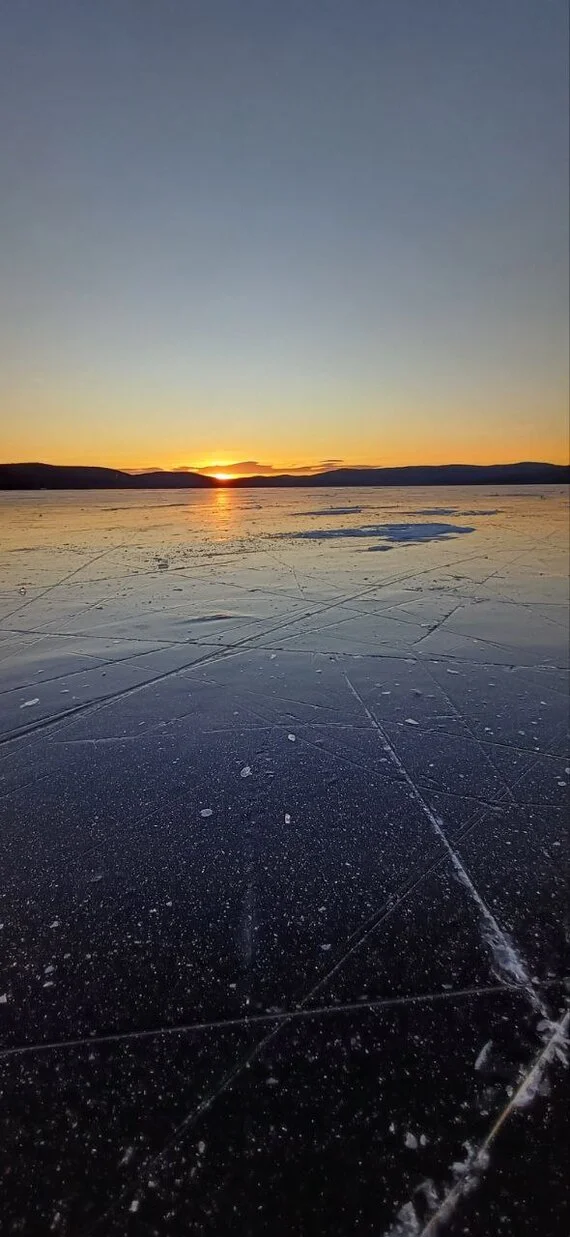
[229,462,569,487]
[0,461,567,490]
[0,463,214,489]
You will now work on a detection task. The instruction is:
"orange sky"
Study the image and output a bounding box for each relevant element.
[2,381,568,472]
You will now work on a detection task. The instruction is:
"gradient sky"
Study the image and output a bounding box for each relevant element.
[1,0,568,471]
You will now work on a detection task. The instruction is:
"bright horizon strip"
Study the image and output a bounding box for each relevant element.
[1,397,568,472]
[3,452,568,475]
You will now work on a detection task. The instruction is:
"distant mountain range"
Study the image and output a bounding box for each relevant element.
[0,461,568,490]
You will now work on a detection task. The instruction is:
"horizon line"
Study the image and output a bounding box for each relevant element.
[2,458,568,479]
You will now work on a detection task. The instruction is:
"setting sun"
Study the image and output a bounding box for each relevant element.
[213,472,233,481]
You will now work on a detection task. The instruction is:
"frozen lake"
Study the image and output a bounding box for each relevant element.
[0,485,569,1234]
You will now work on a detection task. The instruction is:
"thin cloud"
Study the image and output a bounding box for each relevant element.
[123,459,363,477]
[196,461,278,476]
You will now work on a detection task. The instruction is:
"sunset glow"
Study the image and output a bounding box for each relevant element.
[0,4,567,473]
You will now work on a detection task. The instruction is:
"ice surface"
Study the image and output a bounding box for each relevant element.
[0,485,568,1235]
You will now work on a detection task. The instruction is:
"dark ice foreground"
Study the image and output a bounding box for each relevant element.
[0,486,568,1235]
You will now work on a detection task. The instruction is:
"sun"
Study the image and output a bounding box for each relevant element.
[213,471,232,481]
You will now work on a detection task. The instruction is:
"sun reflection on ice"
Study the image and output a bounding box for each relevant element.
[212,484,234,532]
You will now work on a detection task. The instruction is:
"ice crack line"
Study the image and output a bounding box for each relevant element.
[343,673,546,1013]
[385,1007,570,1237]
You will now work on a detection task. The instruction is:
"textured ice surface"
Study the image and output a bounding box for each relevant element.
[0,485,568,1235]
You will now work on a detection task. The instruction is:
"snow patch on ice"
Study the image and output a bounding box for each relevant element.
[288,522,475,545]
